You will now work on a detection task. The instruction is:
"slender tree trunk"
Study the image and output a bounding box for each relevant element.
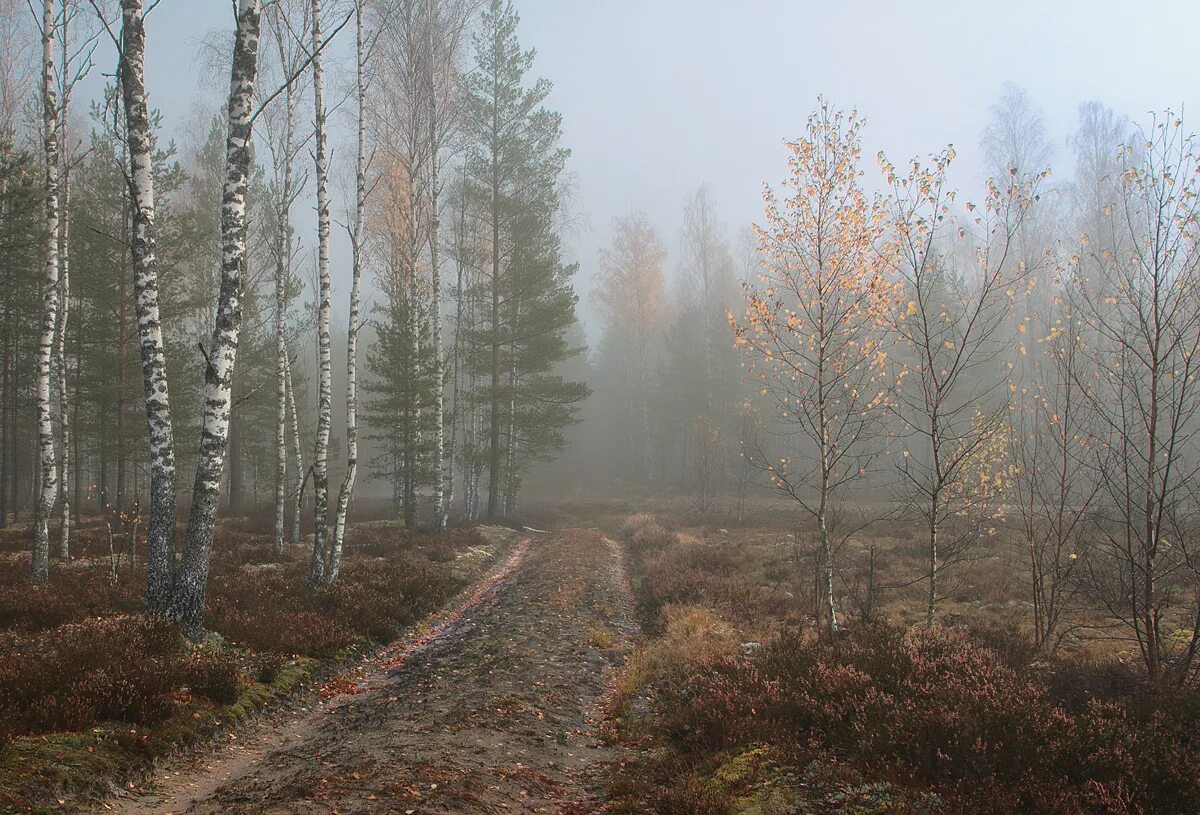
[401,175,420,530]
[503,314,516,514]
[56,144,70,560]
[273,249,287,554]
[32,0,60,584]
[329,0,366,582]
[285,353,303,546]
[818,484,836,636]
[307,0,332,586]
[0,287,8,528]
[271,26,295,556]
[71,294,81,523]
[116,203,128,513]
[0,154,10,530]
[121,0,179,614]
[427,51,446,534]
[926,497,939,628]
[12,295,19,525]
[487,183,501,518]
[227,384,241,510]
[450,220,465,519]
[167,0,262,635]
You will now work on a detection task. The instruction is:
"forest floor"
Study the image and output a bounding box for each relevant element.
[100,528,637,815]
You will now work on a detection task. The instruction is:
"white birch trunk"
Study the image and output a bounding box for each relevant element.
[307,0,332,586]
[121,0,180,614]
[168,0,262,634]
[54,7,73,561]
[55,144,70,561]
[285,353,304,545]
[328,0,366,582]
[272,13,296,557]
[428,57,446,534]
[31,0,60,584]
[429,11,451,535]
[449,223,465,519]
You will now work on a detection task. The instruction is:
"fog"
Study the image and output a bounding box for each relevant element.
[7,3,1200,809]
[81,0,1200,343]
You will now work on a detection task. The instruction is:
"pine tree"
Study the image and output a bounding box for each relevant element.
[365,283,438,524]
[463,0,586,518]
[0,148,44,529]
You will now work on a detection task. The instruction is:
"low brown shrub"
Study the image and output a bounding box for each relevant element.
[636,622,1200,814]
[0,560,143,632]
[0,615,241,742]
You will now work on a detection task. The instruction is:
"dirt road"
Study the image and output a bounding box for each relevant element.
[107,529,635,815]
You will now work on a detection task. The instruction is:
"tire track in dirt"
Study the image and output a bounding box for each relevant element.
[105,529,634,814]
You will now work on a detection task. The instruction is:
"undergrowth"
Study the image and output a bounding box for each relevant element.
[606,514,1200,815]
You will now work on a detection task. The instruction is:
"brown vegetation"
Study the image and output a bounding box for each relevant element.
[604,512,1200,815]
[0,517,491,811]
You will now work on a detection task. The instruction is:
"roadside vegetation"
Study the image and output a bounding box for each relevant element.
[604,512,1200,815]
[0,516,500,813]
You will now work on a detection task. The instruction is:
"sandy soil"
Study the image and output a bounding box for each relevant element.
[102,529,635,815]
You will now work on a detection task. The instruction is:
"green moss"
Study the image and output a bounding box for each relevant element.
[0,726,151,813]
[700,748,795,815]
[711,746,772,788]
[227,657,317,718]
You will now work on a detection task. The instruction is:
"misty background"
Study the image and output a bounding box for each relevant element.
[82,0,1200,343]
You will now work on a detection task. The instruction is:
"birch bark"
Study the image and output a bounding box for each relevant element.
[271,3,297,556]
[329,0,366,581]
[121,0,180,614]
[168,0,262,634]
[286,353,304,545]
[55,15,71,560]
[307,0,332,585]
[32,0,60,584]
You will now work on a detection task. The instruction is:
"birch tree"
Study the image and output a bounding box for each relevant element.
[1074,113,1200,684]
[307,0,332,586]
[420,0,471,533]
[54,0,93,560]
[329,0,369,581]
[285,352,304,546]
[115,0,180,613]
[594,213,666,481]
[879,146,1043,627]
[31,0,60,584]
[732,103,896,635]
[1008,272,1096,652]
[167,0,263,634]
[262,0,306,554]
[370,0,433,528]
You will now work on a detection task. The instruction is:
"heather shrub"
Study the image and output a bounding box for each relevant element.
[637,540,792,628]
[622,513,679,556]
[1073,696,1200,813]
[205,549,463,656]
[326,556,461,642]
[0,560,143,632]
[183,648,244,704]
[0,616,241,742]
[621,512,658,538]
[639,621,1200,813]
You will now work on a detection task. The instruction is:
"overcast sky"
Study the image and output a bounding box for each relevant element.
[80,0,1200,340]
